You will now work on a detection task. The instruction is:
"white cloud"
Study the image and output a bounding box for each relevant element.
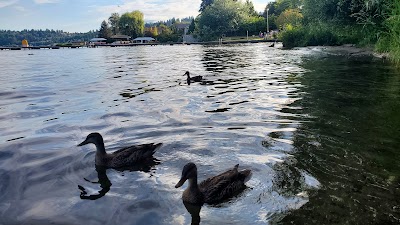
[253,0,270,13]
[93,0,202,22]
[14,5,26,11]
[0,0,18,8]
[33,0,59,4]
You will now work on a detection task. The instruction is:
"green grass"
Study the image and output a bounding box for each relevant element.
[376,1,400,63]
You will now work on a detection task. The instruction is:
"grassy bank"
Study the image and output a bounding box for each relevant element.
[279,1,400,63]
[376,1,400,63]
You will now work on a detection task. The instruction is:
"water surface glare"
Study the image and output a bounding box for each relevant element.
[0,44,399,224]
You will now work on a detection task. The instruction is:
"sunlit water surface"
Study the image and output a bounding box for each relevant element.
[0,44,399,224]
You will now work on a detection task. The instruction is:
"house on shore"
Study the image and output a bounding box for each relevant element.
[133,37,155,44]
[89,38,107,46]
[111,35,131,44]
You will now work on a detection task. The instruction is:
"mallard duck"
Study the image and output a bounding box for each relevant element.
[184,71,203,83]
[78,132,162,168]
[175,162,252,205]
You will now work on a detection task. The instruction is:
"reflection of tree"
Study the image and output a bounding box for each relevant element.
[201,47,251,73]
[273,56,400,224]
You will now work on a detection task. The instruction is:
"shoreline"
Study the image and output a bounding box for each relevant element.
[297,45,389,59]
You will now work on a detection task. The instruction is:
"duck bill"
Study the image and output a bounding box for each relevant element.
[77,139,88,147]
[175,177,187,188]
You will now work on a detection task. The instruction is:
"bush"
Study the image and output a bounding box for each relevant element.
[306,26,338,46]
[280,27,307,48]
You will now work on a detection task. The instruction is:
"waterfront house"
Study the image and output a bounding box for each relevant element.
[89,38,107,46]
[133,37,155,44]
[110,35,131,44]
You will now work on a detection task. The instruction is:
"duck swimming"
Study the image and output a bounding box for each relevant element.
[184,71,203,83]
[175,162,252,205]
[78,132,162,168]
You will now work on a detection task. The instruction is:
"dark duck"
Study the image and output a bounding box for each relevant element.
[184,71,202,84]
[78,132,162,168]
[175,162,252,205]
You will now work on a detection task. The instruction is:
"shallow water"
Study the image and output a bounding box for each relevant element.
[0,44,398,224]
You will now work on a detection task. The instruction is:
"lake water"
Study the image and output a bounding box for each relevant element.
[0,44,399,225]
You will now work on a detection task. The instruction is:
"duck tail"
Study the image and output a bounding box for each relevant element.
[152,143,163,154]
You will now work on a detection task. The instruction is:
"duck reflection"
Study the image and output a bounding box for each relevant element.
[78,165,111,200]
[183,201,202,225]
[78,158,160,200]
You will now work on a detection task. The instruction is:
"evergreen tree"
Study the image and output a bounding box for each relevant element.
[199,0,214,12]
[98,20,112,38]
[108,13,120,35]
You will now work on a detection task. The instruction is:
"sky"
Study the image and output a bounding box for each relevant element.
[0,0,272,32]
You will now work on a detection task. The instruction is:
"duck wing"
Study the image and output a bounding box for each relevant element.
[189,75,202,82]
[109,143,162,168]
[199,164,250,204]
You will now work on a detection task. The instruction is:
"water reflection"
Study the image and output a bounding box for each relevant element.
[183,201,201,225]
[201,47,252,72]
[79,166,111,200]
[78,158,160,200]
[1,45,397,224]
[276,55,400,224]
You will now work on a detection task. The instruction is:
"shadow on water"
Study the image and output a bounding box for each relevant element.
[273,55,400,224]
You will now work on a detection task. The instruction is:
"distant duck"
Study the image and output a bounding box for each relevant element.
[269,42,275,47]
[175,162,252,205]
[78,132,162,168]
[184,71,203,83]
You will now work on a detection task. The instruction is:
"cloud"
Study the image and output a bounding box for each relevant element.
[33,0,59,4]
[14,5,26,11]
[93,0,201,22]
[253,0,269,13]
[0,0,18,8]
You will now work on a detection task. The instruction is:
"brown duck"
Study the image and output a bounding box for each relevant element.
[78,132,162,168]
[175,162,252,205]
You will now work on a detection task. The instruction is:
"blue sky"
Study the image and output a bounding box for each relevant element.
[0,0,271,32]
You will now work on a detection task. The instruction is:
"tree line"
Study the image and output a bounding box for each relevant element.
[0,29,97,46]
[97,0,269,42]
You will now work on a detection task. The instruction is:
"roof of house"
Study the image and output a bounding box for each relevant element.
[133,37,155,41]
[90,38,107,42]
[111,35,131,39]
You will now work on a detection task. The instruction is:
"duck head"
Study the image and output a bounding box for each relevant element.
[175,162,197,188]
[78,132,104,147]
[184,71,190,77]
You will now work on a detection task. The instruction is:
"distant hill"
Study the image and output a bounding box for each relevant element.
[0,29,98,46]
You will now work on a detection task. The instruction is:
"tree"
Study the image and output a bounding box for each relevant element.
[188,19,196,34]
[276,8,303,30]
[197,0,247,40]
[98,20,112,38]
[108,13,120,35]
[245,0,258,16]
[118,10,144,38]
[199,0,214,12]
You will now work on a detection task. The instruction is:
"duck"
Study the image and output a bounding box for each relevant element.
[184,71,203,83]
[175,162,252,205]
[78,132,162,168]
